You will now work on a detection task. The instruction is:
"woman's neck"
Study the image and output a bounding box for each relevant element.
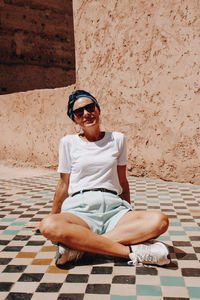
[80,129,104,142]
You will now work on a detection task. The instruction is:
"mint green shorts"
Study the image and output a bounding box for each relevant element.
[61,191,132,235]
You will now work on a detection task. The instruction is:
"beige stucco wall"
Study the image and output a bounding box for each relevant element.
[0,85,75,168]
[73,0,200,184]
[0,0,199,185]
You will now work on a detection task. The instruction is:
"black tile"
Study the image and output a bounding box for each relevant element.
[181,268,200,277]
[136,266,158,275]
[170,200,184,204]
[13,235,30,241]
[167,215,177,219]
[6,292,33,300]
[26,240,45,246]
[3,246,23,252]
[38,211,50,214]
[0,282,13,291]
[180,219,194,222]
[66,274,89,283]
[85,284,111,294]
[58,294,84,300]
[194,247,200,253]
[36,283,62,292]
[189,236,200,241]
[176,253,198,260]
[148,206,160,209]
[172,241,192,247]
[91,266,113,274]
[174,206,187,209]
[19,214,34,218]
[18,273,44,282]
[0,258,12,265]
[112,275,135,284]
[0,239,9,245]
[3,265,27,273]
[0,226,8,230]
[30,218,42,222]
[163,297,190,300]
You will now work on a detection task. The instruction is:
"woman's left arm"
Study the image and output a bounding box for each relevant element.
[117,165,130,203]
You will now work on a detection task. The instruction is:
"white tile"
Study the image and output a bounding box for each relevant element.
[0,272,21,281]
[31,293,58,300]
[110,283,136,295]
[161,286,189,298]
[59,282,86,293]
[84,295,110,300]
[25,265,49,273]
[88,274,112,284]
[10,282,39,293]
[41,273,66,283]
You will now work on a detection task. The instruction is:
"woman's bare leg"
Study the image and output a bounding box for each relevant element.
[103,211,169,244]
[39,210,168,259]
[39,213,129,258]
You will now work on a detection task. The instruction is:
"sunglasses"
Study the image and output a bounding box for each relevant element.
[73,102,96,118]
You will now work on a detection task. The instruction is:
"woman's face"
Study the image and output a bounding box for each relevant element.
[73,97,100,130]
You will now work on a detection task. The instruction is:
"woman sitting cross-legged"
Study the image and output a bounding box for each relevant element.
[39,90,170,267]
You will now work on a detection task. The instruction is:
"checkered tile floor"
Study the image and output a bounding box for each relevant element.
[0,173,200,300]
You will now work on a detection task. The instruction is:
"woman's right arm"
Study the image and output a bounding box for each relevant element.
[51,173,70,214]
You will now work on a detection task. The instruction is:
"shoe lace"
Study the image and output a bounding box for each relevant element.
[128,244,158,266]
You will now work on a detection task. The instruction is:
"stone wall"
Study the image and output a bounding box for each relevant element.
[0,0,75,94]
[73,0,200,184]
[0,0,199,185]
[0,85,75,168]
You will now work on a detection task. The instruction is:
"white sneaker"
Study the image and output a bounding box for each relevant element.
[55,244,84,266]
[128,241,170,266]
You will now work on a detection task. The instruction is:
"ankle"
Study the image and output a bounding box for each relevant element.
[122,245,130,258]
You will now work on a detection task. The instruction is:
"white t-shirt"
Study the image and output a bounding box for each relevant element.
[57,131,127,195]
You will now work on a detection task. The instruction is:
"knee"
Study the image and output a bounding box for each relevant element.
[39,214,63,243]
[153,211,169,235]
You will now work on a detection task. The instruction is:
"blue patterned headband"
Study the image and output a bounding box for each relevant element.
[67,90,100,121]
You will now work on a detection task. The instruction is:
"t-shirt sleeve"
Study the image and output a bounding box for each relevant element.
[57,137,71,173]
[117,133,127,165]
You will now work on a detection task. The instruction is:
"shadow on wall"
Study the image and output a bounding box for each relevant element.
[0,0,75,95]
